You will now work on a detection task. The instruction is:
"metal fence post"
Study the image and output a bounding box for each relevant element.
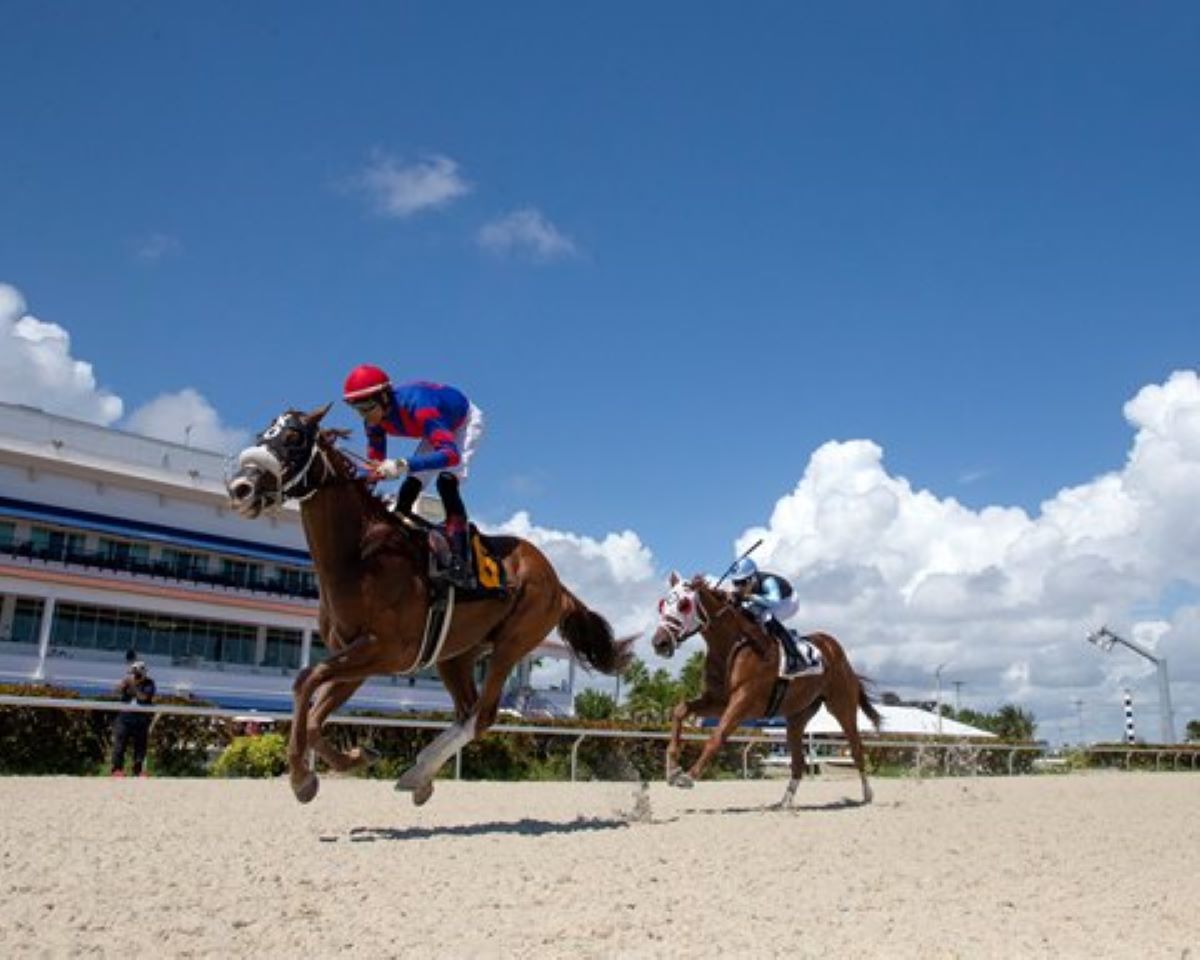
[741,741,753,779]
[570,735,586,783]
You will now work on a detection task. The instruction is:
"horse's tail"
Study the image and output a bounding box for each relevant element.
[558,589,634,675]
[857,677,883,731]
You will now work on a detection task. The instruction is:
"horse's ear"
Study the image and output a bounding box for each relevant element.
[305,402,334,426]
[668,570,680,587]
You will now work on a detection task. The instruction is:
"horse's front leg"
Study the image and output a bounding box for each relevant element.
[288,633,382,803]
[307,679,372,772]
[678,690,758,789]
[288,665,322,803]
[667,694,723,788]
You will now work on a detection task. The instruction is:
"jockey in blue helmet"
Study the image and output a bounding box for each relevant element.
[728,557,798,646]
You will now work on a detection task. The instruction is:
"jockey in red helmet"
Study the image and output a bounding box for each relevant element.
[342,364,485,588]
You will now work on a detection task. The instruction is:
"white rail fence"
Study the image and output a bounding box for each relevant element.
[6,694,1189,779]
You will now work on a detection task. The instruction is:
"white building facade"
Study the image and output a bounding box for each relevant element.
[0,402,572,714]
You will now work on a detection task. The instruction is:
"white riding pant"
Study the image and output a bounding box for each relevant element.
[409,403,485,487]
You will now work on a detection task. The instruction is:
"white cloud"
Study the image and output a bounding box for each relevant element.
[0,283,248,455]
[490,510,661,641]
[0,282,123,425]
[477,208,579,262]
[124,388,250,454]
[722,370,1200,744]
[134,232,182,263]
[348,151,471,218]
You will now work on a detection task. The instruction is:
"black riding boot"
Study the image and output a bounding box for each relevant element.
[393,476,423,516]
[436,472,475,589]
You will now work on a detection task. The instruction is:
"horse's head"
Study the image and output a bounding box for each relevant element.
[651,571,709,658]
[226,404,333,518]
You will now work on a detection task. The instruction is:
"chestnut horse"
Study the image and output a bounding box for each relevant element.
[226,405,631,805]
[652,573,881,807]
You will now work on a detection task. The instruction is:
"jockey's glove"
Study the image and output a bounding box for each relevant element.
[373,458,408,480]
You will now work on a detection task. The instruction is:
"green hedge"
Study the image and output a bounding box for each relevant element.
[0,683,107,774]
[0,683,227,776]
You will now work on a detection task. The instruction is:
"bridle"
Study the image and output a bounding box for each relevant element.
[234,417,339,513]
[657,581,738,652]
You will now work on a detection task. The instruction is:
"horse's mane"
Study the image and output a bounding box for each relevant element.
[316,429,394,520]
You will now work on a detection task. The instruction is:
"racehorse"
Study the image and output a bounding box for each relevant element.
[226,405,632,805]
[652,572,881,807]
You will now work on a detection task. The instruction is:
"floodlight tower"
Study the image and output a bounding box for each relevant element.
[1086,626,1176,744]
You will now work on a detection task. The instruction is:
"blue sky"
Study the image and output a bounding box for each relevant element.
[3,3,1199,736]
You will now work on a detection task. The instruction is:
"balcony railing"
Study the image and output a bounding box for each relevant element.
[0,539,318,601]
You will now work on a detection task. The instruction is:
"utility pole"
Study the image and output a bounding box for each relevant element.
[1086,627,1176,744]
[934,663,947,735]
[1072,698,1085,746]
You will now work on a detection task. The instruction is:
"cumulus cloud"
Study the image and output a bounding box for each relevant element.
[477,208,579,262]
[727,370,1200,743]
[0,283,247,454]
[0,283,123,424]
[124,388,251,454]
[347,151,471,218]
[484,511,664,688]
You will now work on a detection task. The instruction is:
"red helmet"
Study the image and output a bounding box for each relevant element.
[342,364,392,402]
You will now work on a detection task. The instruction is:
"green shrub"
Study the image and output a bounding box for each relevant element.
[0,683,107,774]
[211,733,289,778]
[147,697,230,777]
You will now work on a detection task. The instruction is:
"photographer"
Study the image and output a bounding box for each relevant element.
[111,660,156,778]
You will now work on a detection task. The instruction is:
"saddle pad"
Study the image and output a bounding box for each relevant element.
[779,633,824,680]
[471,529,503,591]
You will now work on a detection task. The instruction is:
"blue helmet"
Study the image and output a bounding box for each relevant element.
[729,557,758,583]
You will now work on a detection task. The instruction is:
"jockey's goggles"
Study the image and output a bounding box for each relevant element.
[349,398,382,415]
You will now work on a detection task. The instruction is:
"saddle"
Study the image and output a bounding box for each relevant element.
[424,524,507,598]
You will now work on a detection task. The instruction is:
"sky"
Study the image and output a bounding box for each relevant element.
[2,2,1198,744]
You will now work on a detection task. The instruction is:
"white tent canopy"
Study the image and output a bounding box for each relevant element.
[762,703,997,739]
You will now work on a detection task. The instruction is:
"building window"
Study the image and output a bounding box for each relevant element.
[9,598,44,644]
[29,526,66,560]
[0,521,15,549]
[99,537,150,566]
[262,628,303,669]
[160,547,207,578]
[49,602,262,667]
[220,558,264,589]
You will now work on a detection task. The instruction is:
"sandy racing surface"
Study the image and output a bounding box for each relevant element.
[1,772,1196,959]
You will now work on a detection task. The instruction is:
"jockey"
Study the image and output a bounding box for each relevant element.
[728,557,798,648]
[342,363,485,588]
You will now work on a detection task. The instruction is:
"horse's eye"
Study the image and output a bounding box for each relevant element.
[677,597,693,615]
[283,429,300,446]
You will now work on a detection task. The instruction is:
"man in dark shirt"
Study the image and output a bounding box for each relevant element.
[111,660,156,777]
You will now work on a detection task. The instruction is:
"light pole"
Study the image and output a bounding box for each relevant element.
[1073,697,1085,746]
[952,680,965,714]
[1086,627,1176,744]
[934,662,947,735]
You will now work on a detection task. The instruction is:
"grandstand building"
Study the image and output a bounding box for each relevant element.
[0,401,573,714]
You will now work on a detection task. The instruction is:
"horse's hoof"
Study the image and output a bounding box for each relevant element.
[394,766,425,792]
[394,777,435,806]
[669,772,694,790]
[412,782,434,807]
[291,773,319,804]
